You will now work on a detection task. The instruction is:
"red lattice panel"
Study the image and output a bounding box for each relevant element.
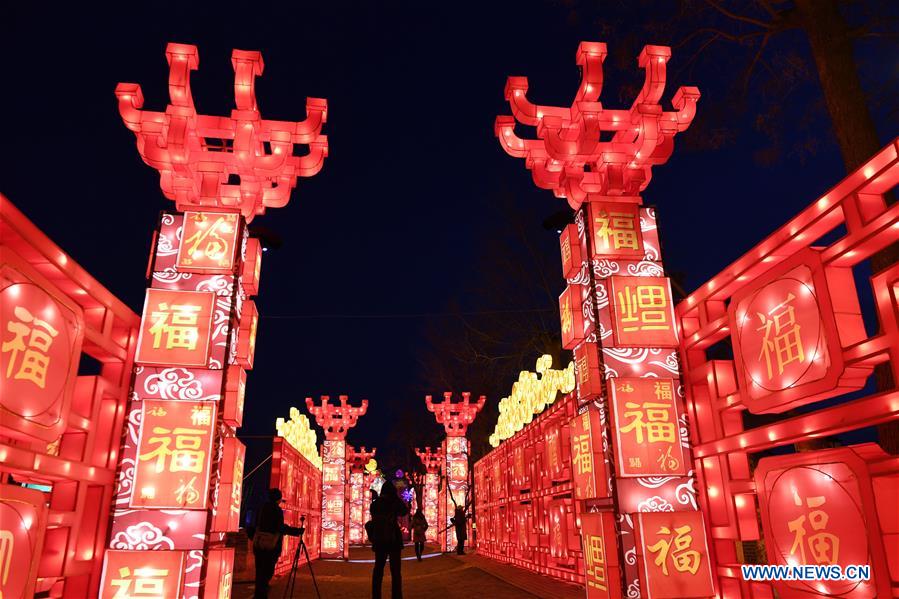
[1,195,139,598]
[676,139,899,598]
[271,437,322,574]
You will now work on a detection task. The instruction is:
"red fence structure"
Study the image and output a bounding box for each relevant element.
[676,140,899,598]
[1,195,139,598]
[474,390,581,582]
[102,42,328,598]
[270,437,322,574]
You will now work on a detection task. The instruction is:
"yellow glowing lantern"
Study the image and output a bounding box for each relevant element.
[275,406,322,469]
[489,355,575,447]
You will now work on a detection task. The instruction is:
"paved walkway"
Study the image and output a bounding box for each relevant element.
[234,544,583,599]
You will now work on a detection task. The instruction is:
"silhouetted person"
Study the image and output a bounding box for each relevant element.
[369,481,409,599]
[450,506,468,555]
[411,508,429,561]
[248,488,301,598]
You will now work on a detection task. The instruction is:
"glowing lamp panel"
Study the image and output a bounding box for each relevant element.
[754,449,890,599]
[635,511,715,599]
[130,400,217,509]
[608,378,687,477]
[0,485,48,599]
[99,550,186,599]
[0,266,84,443]
[728,250,866,414]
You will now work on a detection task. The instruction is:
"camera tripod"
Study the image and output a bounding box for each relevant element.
[283,516,321,599]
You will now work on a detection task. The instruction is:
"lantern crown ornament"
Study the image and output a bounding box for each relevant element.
[416,446,444,473]
[347,446,377,472]
[115,42,328,221]
[495,42,699,208]
[425,392,485,436]
[305,394,368,440]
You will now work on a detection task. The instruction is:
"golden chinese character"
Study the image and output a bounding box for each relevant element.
[148,302,202,350]
[585,534,608,590]
[561,296,573,335]
[648,525,702,576]
[572,433,593,475]
[628,456,643,468]
[147,406,167,417]
[787,491,839,564]
[757,292,805,380]
[656,445,680,471]
[110,565,170,598]
[0,530,13,590]
[184,215,233,265]
[139,426,206,473]
[190,405,212,426]
[2,305,59,388]
[654,381,673,401]
[561,237,572,266]
[175,476,200,505]
[620,402,676,444]
[595,209,639,251]
[617,285,670,332]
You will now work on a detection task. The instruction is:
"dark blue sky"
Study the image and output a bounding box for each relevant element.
[1,2,894,482]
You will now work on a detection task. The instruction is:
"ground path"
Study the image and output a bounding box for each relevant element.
[234,544,583,599]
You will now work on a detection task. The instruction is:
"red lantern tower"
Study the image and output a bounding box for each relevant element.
[306,395,368,559]
[496,42,715,597]
[346,446,376,545]
[425,392,484,552]
[415,446,443,544]
[102,43,327,599]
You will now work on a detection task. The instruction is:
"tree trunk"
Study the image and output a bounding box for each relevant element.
[794,0,899,454]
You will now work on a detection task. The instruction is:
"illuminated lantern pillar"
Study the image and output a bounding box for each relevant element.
[347,446,376,545]
[425,392,485,552]
[415,446,444,544]
[103,43,327,599]
[496,43,715,597]
[306,395,368,559]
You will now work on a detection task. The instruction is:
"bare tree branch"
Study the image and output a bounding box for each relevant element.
[704,0,773,29]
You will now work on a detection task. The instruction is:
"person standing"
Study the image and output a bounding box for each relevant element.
[450,506,468,555]
[369,481,409,599]
[248,488,301,599]
[410,508,429,561]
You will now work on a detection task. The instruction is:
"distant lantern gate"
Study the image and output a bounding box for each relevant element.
[481,34,899,599]
[101,43,328,598]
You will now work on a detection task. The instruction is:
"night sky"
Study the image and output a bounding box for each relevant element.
[2,2,894,495]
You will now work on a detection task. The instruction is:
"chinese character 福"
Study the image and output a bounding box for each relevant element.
[2,305,59,388]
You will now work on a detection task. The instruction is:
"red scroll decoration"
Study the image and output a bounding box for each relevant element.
[494,40,709,596]
[105,42,328,597]
[426,392,484,552]
[306,395,368,559]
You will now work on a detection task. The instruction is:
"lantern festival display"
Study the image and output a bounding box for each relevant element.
[347,446,376,545]
[306,395,368,559]
[1,196,140,597]
[425,392,485,552]
[495,41,714,597]
[102,42,328,598]
[415,447,443,544]
[271,408,323,574]
[676,139,899,597]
